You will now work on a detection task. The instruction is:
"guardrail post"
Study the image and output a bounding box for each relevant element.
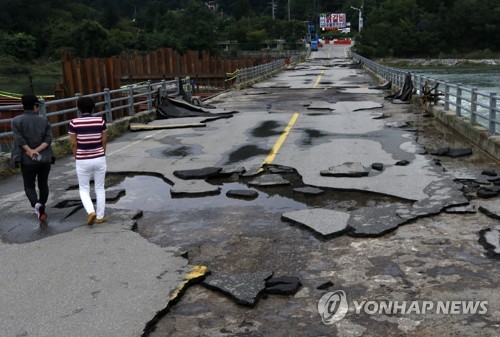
[175,77,180,95]
[444,82,450,110]
[489,93,497,135]
[147,81,153,111]
[75,93,81,117]
[104,88,112,122]
[161,80,167,97]
[414,74,420,94]
[128,86,135,116]
[236,68,246,84]
[38,99,47,118]
[470,88,477,125]
[456,84,462,117]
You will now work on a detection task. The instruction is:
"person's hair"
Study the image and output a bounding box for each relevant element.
[77,96,95,114]
[21,94,39,110]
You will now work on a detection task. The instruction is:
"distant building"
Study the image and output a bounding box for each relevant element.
[205,1,218,10]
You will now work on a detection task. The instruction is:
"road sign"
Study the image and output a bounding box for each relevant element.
[320,13,347,29]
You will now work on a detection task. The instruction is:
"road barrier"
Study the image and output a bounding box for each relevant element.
[353,52,500,159]
[352,53,500,135]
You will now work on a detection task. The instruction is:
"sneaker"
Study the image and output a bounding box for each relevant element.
[35,203,46,221]
[87,212,96,226]
[96,218,107,224]
[38,204,47,222]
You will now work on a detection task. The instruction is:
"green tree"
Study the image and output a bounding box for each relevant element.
[176,0,219,53]
[43,17,74,58]
[246,29,268,50]
[71,20,110,57]
[101,0,121,29]
[232,0,253,20]
[3,32,38,60]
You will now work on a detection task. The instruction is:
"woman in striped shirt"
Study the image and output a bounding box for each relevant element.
[68,97,107,226]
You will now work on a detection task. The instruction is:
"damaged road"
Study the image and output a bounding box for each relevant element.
[0,44,499,336]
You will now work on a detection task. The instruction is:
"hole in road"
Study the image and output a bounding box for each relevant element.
[106,170,411,214]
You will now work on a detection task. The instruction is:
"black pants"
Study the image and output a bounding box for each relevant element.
[21,163,51,208]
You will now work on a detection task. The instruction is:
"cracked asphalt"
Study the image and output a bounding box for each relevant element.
[0,44,499,337]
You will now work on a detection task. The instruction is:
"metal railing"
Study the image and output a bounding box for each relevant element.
[353,53,500,134]
[0,78,187,143]
[227,53,305,85]
[1,56,304,153]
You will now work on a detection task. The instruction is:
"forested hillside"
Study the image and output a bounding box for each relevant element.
[0,0,499,62]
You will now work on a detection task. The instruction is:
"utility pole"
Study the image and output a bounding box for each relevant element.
[288,0,291,20]
[351,0,364,32]
[272,0,276,19]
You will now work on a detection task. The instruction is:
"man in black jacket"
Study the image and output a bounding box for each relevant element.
[11,94,53,222]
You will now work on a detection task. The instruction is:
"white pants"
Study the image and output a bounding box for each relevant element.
[76,156,107,219]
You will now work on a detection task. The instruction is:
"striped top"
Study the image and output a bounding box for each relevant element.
[68,115,107,160]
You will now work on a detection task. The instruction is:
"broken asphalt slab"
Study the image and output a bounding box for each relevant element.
[478,228,500,259]
[0,218,196,337]
[347,204,411,237]
[478,200,500,219]
[0,157,208,337]
[320,162,369,177]
[248,173,291,186]
[265,276,301,295]
[281,208,350,238]
[292,186,325,195]
[226,189,259,200]
[432,147,473,158]
[170,180,221,197]
[173,166,222,180]
[202,271,273,307]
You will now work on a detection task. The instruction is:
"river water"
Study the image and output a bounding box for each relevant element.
[401,65,500,130]
[405,65,500,94]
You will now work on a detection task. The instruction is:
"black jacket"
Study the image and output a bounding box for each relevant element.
[11,110,53,167]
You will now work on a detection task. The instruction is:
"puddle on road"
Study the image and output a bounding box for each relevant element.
[107,171,412,277]
[223,144,270,165]
[107,175,306,213]
[299,128,331,146]
[157,145,203,158]
[107,171,409,215]
[251,120,283,138]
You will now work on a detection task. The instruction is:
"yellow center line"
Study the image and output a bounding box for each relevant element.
[313,69,325,88]
[261,112,299,168]
[260,67,326,169]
